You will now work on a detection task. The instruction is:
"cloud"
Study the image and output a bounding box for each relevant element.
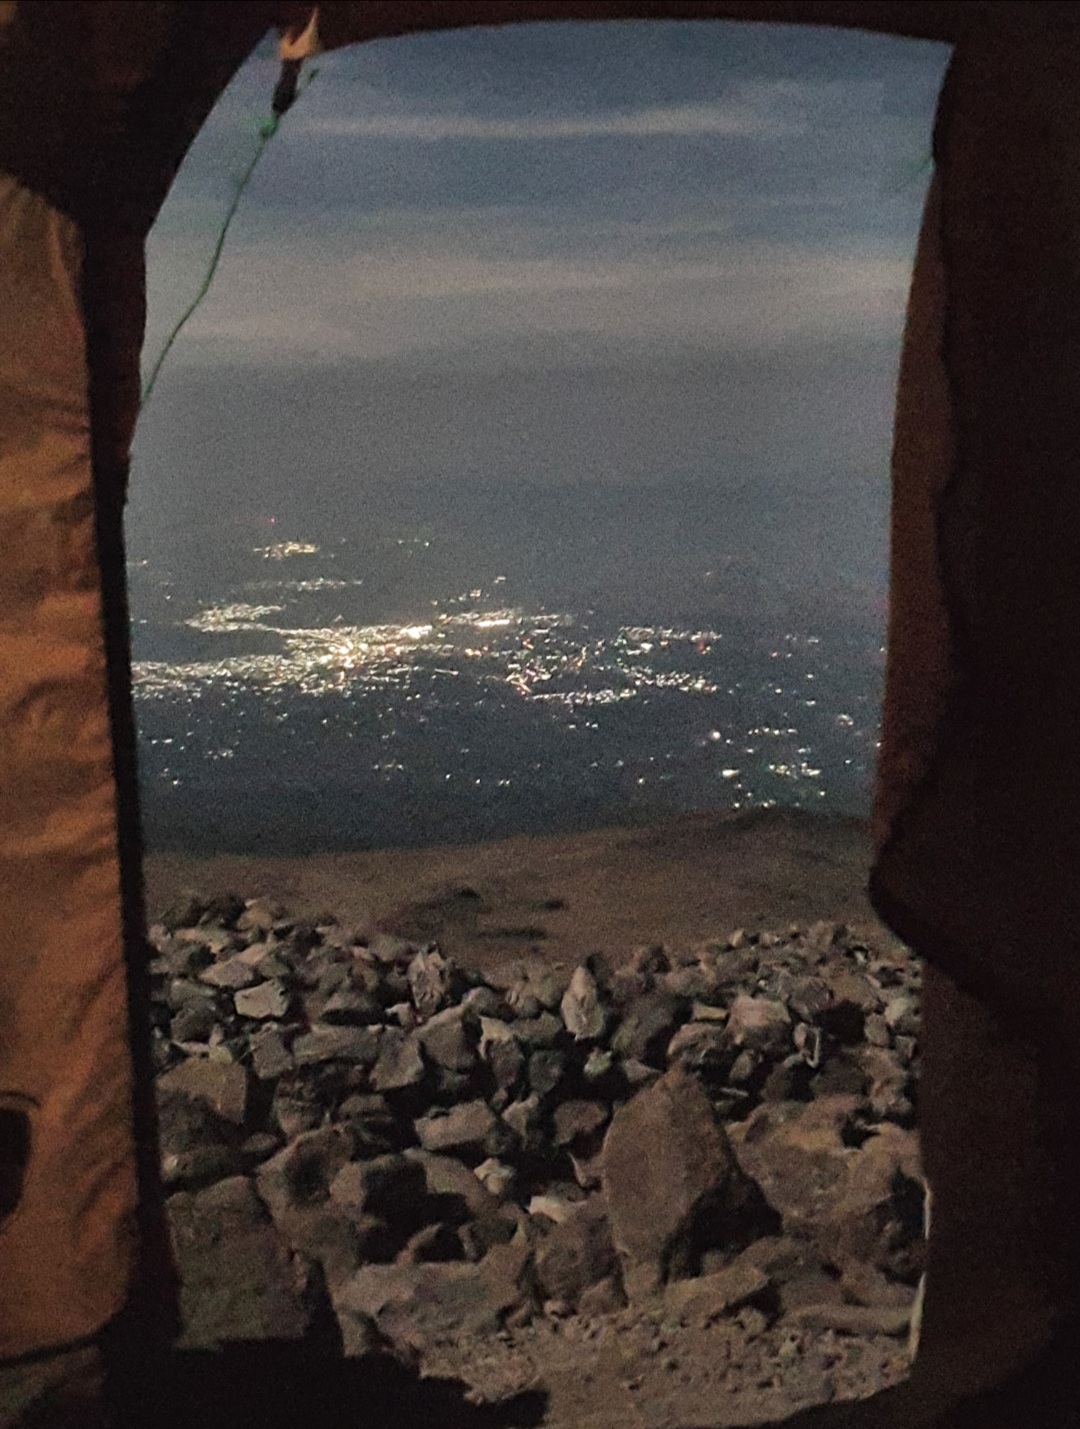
[299,97,801,143]
[144,220,912,373]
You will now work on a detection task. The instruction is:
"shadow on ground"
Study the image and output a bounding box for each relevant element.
[106,1342,547,1429]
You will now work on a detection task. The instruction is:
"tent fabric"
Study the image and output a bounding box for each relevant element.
[0,172,136,1359]
[870,24,1080,1063]
[2,0,1080,1379]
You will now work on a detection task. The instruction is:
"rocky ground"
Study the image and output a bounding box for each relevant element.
[149,827,925,1429]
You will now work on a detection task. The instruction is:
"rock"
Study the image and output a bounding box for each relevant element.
[167,977,217,1015]
[414,1100,500,1160]
[332,1245,533,1358]
[370,1027,425,1092]
[601,1065,759,1299]
[610,994,685,1067]
[240,1132,281,1169]
[785,1303,913,1337]
[578,1274,626,1316]
[552,1099,608,1152]
[658,964,723,1003]
[728,1095,861,1240]
[198,958,259,991]
[154,939,216,980]
[560,964,606,1041]
[367,933,418,967]
[321,987,384,1025]
[167,1176,310,1347]
[255,1125,355,1223]
[198,893,247,929]
[407,947,455,1018]
[157,1057,249,1128]
[292,1024,381,1067]
[501,1096,544,1156]
[234,980,290,1021]
[513,1011,563,1048]
[663,1262,770,1325]
[416,1004,478,1072]
[330,1153,429,1223]
[864,1013,891,1048]
[474,1158,516,1201]
[527,1049,566,1099]
[857,1045,914,1125]
[534,1198,619,1309]
[271,1077,324,1140]
[776,973,833,1025]
[236,898,283,936]
[403,1148,509,1228]
[479,1017,525,1092]
[395,1221,464,1265]
[161,893,209,932]
[816,1123,926,1280]
[666,1021,728,1074]
[248,1025,294,1081]
[724,995,792,1059]
[840,1261,918,1310]
[169,1002,219,1044]
[461,985,502,1018]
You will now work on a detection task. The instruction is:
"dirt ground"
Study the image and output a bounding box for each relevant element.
[143,807,894,978]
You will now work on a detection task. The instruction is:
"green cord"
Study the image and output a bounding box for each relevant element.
[140,67,319,409]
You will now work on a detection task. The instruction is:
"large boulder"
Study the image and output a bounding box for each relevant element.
[167,1176,311,1347]
[601,1064,766,1299]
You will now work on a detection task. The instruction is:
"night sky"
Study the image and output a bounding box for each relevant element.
[128,18,950,619]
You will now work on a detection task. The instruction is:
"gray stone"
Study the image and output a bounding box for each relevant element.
[527,1049,566,1098]
[534,1198,619,1310]
[416,1004,477,1072]
[610,994,685,1067]
[513,1011,563,1048]
[407,947,454,1018]
[248,1025,294,1081]
[167,1176,310,1347]
[321,987,384,1025]
[169,1002,219,1044]
[552,1099,608,1151]
[501,1096,543,1156]
[332,1242,533,1358]
[198,958,259,991]
[292,1024,381,1067]
[236,898,283,936]
[560,964,606,1042]
[166,977,217,1014]
[663,1263,770,1326]
[368,933,419,966]
[479,1017,525,1092]
[776,973,833,1025]
[161,893,208,932]
[256,1125,355,1223]
[271,1079,324,1140]
[157,1057,249,1127]
[723,995,793,1059]
[601,1065,754,1299]
[234,980,290,1021]
[414,1100,499,1159]
[371,1027,425,1092]
[402,1148,507,1225]
[329,1153,428,1222]
[461,985,502,1018]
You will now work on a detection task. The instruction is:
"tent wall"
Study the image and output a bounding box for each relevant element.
[2,0,1079,1385]
[0,173,136,1359]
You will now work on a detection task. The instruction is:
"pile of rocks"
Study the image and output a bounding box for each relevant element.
[150,893,925,1382]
